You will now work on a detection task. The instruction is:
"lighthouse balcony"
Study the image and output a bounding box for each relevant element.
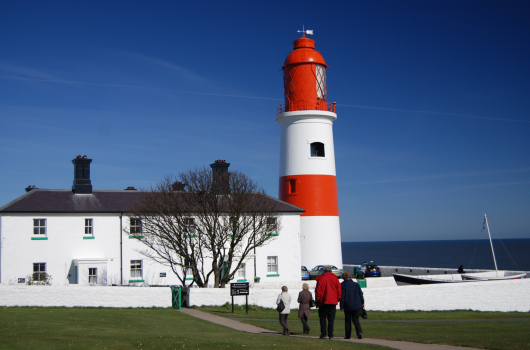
[277,101,336,115]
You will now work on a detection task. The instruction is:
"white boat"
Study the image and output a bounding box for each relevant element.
[460,214,527,281]
[393,273,471,286]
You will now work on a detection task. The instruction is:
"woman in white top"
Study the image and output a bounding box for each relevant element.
[276,285,291,335]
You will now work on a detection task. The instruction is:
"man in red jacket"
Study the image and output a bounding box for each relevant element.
[315,265,342,339]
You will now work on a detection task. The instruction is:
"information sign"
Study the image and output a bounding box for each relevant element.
[230,282,249,296]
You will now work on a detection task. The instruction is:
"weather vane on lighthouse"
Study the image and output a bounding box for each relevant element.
[297,26,313,37]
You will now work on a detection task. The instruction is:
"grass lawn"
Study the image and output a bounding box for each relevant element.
[2,306,529,350]
[199,305,530,350]
[0,307,387,350]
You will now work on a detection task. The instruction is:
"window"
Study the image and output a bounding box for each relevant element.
[183,217,195,236]
[237,263,246,281]
[266,217,278,236]
[33,219,46,235]
[288,179,296,194]
[184,259,193,280]
[130,260,142,279]
[316,64,326,100]
[33,263,46,281]
[267,256,278,275]
[130,218,142,236]
[88,268,97,285]
[310,142,325,157]
[85,219,93,235]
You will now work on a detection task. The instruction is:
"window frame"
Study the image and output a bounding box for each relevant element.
[33,219,47,236]
[33,262,46,281]
[84,218,94,238]
[266,217,279,236]
[183,217,196,237]
[267,256,279,276]
[237,263,246,281]
[129,218,143,238]
[88,267,97,285]
[316,64,326,101]
[129,260,144,283]
[310,142,325,157]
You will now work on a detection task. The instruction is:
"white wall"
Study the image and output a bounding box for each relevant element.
[1,277,529,312]
[0,211,302,286]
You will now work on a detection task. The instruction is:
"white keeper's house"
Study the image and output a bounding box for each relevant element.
[0,156,304,286]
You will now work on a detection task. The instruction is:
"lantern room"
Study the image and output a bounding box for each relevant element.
[281,34,334,113]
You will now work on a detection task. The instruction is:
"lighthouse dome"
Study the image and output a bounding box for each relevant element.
[283,37,327,68]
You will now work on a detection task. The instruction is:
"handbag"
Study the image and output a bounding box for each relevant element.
[276,299,285,312]
[361,308,368,319]
[309,298,315,308]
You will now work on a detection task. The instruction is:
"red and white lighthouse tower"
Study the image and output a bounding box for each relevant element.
[276,31,343,270]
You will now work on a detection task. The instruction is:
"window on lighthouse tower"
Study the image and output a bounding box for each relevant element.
[316,64,326,100]
[311,142,325,157]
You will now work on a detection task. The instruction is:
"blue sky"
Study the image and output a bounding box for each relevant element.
[1,1,529,242]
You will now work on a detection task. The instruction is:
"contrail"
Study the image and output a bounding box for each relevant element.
[3,74,528,122]
[338,103,530,123]
[0,75,281,101]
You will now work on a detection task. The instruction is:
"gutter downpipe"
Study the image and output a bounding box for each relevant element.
[120,213,123,285]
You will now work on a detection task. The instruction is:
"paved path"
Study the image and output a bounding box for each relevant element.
[178,308,482,350]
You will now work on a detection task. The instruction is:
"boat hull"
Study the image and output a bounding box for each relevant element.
[461,272,526,281]
[392,273,468,286]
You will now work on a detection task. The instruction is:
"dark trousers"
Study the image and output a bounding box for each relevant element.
[318,304,336,337]
[344,309,363,338]
[279,313,289,333]
[300,314,310,332]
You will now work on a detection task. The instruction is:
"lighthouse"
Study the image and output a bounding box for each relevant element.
[276,31,343,270]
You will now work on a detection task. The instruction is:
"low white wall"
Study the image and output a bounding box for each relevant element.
[2,277,529,312]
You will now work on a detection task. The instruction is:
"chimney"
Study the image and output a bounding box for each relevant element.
[124,186,137,190]
[171,181,186,191]
[72,155,93,194]
[25,185,38,193]
[210,159,230,194]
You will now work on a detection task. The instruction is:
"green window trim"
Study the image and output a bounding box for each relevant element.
[266,233,279,236]
[129,235,144,239]
[237,279,247,282]
[129,279,144,283]
[185,277,194,281]
[31,237,48,240]
[184,235,197,238]
[83,236,95,240]
[266,274,280,277]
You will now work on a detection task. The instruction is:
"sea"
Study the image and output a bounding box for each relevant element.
[341,238,530,272]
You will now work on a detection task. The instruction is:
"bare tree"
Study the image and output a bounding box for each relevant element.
[128,165,281,288]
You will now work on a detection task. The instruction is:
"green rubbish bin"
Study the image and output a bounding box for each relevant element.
[254,277,261,283]
[357,279,367,288]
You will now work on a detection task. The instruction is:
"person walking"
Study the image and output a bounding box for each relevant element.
[315,265,341,339]
[297,283,313,334]
[276,286,291,336]
[340,271,365,339]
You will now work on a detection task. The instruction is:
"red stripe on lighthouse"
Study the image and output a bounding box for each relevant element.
[279,174,339,216]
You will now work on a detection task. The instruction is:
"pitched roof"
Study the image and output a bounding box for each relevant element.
[0,189,305,214]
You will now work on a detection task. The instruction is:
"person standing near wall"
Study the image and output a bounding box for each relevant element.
[315,265,341,339]
[276,286,291,335]
[340,271,364,339]
[297,283,313,334]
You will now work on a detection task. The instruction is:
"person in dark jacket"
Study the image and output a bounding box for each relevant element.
[297,283,313,334]
[339,271,364,339]
[315,265,341,339]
